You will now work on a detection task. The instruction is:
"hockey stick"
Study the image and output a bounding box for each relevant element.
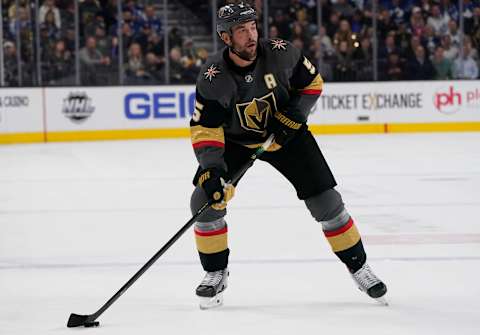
[67,134,275,328]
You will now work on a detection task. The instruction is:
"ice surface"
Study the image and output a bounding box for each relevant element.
[1,133,479,334]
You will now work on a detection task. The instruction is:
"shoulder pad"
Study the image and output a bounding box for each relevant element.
[196,52,235,107]
[261,39,301,70]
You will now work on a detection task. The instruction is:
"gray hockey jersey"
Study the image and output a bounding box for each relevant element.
[190,38,323,171]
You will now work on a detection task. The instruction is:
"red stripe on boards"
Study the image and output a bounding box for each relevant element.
[324,218,354,237]
[192,141,225,149]
[194,226,228,237]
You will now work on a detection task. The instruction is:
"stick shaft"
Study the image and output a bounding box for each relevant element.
[86,135,274,321]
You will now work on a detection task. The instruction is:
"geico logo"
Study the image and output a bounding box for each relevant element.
[124,92,196,119]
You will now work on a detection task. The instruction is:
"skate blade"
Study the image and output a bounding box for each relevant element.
[199,293,224,310]
[375,296,389,306]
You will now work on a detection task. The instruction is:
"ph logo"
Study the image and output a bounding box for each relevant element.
[433,86,462,114]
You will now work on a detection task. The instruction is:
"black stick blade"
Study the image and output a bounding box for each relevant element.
[67,313,99,328]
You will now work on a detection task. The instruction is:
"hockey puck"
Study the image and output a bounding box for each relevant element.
[84,321,100,328]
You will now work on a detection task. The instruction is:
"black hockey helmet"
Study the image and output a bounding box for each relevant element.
[216,2,257,37]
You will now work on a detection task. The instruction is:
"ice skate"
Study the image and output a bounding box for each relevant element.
[351,263,388,305]
[196,268,229,309]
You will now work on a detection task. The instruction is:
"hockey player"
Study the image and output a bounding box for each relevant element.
[189,2,387,309]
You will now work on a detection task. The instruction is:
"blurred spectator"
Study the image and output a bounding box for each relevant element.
[395,22,411,53]
[426,4,449,36]
[446,19,461,48]
[3,41,21,86]
[169,27,184,49]
[182,38,198,65]
[350,9,364,34]
[422,24,439,56]
[169,46,199,84]
[452,43,479,79]
[146,32,165,58]
[463,37,479,62]
[379,33,399,60]
[333,19,355,53]
[169,47,184,84]
[466,7,480,49]
[79,0,101,35]
[409,6,426,37]
[419,0,431,17]
[440,0,459,22]
[378,8,397,41]
[39,0,61,29]
[389,0,406,26]
[291,21,311,50]
[196,48,209,67]
[326,11,341,39]
[440,34,458,61]
[271,10,291,40]
[353,36,373,80]
[9,5,31,37]
[383,53,405,81]
[332,0,355,20]
[432,46,453,80]
[333,40,355,81]
[144,52,164,82]
[286,0,307,22]
[40,10,61,41]
[318,26,335,59]
[142,5,162,35]
[407,45,435,80]
[462,0,476,23]
[404,35,422,62]
[269,25,280,39]
[79,36,111,85]
[94,24,112,58]
[45,40,73,84]
[125,42,149,84]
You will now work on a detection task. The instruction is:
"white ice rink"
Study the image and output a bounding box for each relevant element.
[1,132,480,334]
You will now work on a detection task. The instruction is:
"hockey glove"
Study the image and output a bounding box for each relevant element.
[198,167,235,210]
[267,111,304,148]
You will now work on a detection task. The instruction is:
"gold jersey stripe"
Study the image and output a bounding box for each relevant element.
[326,224,361,252]
[195,233,228,254]
[190,125,225,145]
[302,74,324,91]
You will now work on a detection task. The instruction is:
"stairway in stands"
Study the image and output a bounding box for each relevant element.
[155,0,292,54]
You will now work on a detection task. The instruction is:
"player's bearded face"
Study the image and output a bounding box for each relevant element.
[230,21,258,60]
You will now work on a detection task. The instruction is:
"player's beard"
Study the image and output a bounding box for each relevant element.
[231,39,257,61]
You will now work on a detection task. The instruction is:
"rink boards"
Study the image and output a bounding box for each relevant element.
[1,80,479,144]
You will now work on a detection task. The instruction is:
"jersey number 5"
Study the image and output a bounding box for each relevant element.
[303,57,316,75]
[192,100,204,122]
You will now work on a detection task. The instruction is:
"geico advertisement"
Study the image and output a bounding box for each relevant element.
[45,86,194,131]
[310,81,480,124]
[0,88,44,133]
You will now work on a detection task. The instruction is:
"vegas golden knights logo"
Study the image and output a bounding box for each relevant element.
[236,92,278,133]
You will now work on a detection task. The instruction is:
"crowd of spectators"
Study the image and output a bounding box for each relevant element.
[269,0,480,81]
[1,0,208,86]
[1,0,480,86]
